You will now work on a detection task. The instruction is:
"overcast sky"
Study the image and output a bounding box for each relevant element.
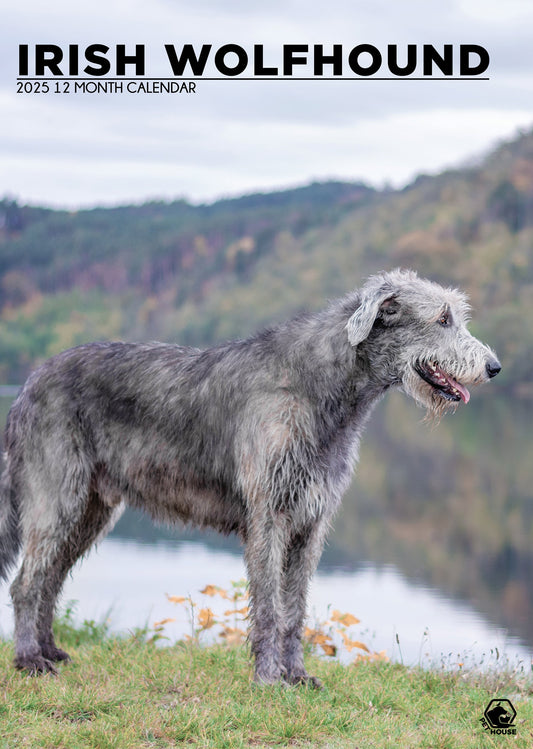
[1,0,532,208]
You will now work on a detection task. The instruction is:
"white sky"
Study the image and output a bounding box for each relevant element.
[1,0,533,208]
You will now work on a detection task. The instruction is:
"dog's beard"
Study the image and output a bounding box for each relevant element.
[402,367,461,425]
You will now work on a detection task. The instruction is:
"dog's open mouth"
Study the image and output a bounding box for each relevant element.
[414,361,470,403]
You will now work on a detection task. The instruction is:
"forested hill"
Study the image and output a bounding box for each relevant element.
[0,127,532,392]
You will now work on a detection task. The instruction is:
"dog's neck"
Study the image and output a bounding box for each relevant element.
[274,297,391,421]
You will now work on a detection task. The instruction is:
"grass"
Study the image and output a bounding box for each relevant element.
[1,606,533,749]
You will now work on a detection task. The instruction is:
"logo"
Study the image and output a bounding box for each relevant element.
[480,699,517,735]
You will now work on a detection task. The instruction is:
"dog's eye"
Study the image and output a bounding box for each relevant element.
[438,312,450,327]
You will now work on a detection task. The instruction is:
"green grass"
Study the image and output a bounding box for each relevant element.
[1,614,533,748]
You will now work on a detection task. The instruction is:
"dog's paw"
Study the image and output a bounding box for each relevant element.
[284,672,323,689]
[40,645,71,663]
[14,654,58,676]
[253,665,287,687]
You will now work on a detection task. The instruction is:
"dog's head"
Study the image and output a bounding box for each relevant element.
[346,269,501,418]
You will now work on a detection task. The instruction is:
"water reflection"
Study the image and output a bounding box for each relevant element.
[329,392,533,652]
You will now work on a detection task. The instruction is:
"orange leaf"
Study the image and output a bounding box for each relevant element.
[219,627,247,645]
[198,608,216,629]
[352,649,389,663]
[351,640,370,653]
[153,618,176,628]
[200,585,230,599]
[166,595,187,605]
[223,607,249,617]
[339,632,370,652]
[330,610,361,626]
[304,628,332,646]
[376,650,389,661]
[321,643,337,657]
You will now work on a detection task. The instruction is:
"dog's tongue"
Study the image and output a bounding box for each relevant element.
[455,381,470,404]
[443,371,470,403]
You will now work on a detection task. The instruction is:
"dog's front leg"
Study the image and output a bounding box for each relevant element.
[244,504,289,685]
[281,518,328,688]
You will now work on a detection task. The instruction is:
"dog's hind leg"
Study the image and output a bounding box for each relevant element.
[11,537,73,675]
[36,492,123,665]
[11,470,121,674]
[10,549,69,674]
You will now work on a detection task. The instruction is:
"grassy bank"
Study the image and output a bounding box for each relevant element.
[1,615,532,749]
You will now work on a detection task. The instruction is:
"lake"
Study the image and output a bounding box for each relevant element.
[0,392,531,671]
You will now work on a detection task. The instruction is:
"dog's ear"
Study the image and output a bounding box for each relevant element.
[346,283,397,347]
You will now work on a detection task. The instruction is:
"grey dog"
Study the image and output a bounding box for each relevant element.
[0,269,501,684]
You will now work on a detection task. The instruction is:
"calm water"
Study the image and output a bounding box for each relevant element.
[0,537,530,669]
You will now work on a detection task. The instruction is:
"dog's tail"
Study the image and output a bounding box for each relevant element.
[0,457,20,584]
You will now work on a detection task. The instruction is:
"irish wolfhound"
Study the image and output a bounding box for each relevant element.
[0,269,500,684]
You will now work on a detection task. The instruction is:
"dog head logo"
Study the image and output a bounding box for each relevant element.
[484,699,516,729]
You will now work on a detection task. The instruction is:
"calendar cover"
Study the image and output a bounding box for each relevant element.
[1,1,532,745]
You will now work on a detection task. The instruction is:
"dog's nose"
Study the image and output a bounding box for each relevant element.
[486,359,501,379]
